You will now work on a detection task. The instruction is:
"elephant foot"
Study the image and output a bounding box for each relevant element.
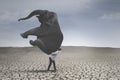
[30,40,36,46]
[20,33,28,38]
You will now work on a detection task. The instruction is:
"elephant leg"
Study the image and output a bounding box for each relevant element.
[30,39,51,54]
[21,27,40,38]
[29,40,36,46]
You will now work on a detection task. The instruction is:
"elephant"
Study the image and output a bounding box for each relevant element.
[18,10,63,55]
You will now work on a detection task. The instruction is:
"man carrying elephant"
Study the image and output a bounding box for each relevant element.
[18,10,63,71]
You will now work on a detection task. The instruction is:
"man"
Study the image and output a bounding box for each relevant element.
[47,48,61,71]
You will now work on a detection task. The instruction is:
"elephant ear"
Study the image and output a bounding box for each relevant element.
[45,12,58,25]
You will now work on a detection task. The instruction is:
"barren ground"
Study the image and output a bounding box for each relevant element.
[0,46,120,80]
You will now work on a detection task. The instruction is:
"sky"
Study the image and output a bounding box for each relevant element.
[0,0,120,47]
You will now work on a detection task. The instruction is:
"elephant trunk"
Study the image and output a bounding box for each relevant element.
[18,10,48,21]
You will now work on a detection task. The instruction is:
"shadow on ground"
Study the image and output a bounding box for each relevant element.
[23,70,57,73]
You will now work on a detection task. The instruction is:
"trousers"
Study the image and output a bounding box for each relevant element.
[47,57,56,70]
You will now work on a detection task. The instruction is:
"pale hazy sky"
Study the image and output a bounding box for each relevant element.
[0,0,120,47]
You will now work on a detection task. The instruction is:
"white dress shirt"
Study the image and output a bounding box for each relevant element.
[49,50,60,61]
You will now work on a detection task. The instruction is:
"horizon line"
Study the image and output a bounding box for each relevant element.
[0,45,120,49]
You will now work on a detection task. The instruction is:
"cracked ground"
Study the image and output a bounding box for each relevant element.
[0,47,120,80]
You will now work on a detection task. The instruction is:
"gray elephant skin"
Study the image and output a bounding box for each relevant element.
[18,10,63,55]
